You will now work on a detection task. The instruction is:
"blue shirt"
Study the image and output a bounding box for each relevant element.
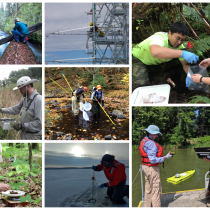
[13,22,29,35]
[143,136,164,164]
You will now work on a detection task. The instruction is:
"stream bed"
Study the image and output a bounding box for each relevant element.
[45,98,129,140]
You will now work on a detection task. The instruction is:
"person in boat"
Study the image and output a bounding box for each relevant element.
[0,76,42,140]
[91,85,104,118]
[139,125,172,207]
[11,18,29,44]
[191,58,210,85]
[72,86,87,115]
[92,154,128,205]
[132,22,199,90]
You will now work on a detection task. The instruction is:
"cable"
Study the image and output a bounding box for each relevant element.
[132,170,140,185]
[46,13,87,36]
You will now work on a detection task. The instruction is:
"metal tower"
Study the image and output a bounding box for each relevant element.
[86,3,129,64]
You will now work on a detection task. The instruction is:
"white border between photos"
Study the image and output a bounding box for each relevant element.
[3,0,210,210]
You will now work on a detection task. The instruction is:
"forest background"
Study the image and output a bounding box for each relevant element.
[132,3,210,103]
[0,3,42,45]
[132,107,210,150]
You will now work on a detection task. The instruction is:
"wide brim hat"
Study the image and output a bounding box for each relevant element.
[13,76,38,90]
[143,125,162,135]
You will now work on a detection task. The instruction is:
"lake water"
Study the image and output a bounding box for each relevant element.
[132,148,210,207]
[45,168,129,207]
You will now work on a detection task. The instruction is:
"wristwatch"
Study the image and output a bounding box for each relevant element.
[200,76,204,84]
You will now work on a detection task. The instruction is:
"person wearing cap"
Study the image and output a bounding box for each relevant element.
[92,154,127,205]
[91,85,104,118]
[0,76,42,140]
[139,125,172,207]
[11,18,29,43]
[72,86,88,115]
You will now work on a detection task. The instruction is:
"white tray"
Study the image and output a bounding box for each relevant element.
[132,84,171,105]
[2,190,25,197]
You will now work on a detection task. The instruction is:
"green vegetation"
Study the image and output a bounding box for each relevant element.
[0,3,42,45]
[132,3,210,102]
[132,107,210,147]
[0,143,42,207]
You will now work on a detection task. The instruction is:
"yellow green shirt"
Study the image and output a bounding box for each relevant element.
[132,32,185,65]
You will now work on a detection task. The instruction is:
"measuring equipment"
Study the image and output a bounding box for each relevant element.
[88,170,96,204]
[0,118,16,130]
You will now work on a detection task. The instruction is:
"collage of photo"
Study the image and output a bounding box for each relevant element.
[0,1,209,209]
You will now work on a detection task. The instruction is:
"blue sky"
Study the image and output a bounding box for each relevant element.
[45,143,129,167]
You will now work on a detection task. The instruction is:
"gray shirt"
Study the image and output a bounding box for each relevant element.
[1,89,42,132]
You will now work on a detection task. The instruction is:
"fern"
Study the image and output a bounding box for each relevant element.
[188,95,210,104]
[183,36,210,59]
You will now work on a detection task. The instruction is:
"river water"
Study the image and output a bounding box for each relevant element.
[132,148,210,207]
[0,30,42,63]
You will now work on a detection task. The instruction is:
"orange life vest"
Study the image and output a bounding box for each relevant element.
[139,136,163,166]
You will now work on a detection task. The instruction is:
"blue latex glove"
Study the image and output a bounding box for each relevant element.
[181,51,199,64]
[92,165,97,170]
[99,183,105,188]
[186,72,194,88]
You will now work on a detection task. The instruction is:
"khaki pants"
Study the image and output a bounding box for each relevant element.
[142,165,162,207]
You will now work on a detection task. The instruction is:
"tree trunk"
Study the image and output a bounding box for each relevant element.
[0,22,42,46]
[28,143,32,171]
[32,143,39,150]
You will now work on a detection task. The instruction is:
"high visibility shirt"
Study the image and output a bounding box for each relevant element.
[96,160,126,187]
[132,32,185,65]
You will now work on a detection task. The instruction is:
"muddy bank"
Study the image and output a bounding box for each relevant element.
[45,97,129,140]
[60,187,129,207]
[0,41,41,64]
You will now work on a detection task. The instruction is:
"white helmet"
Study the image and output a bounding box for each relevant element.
[143,125,162,135]
[13,76,38,90]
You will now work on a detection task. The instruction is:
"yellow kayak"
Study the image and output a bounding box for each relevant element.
[167,170,195,184]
